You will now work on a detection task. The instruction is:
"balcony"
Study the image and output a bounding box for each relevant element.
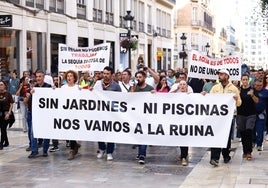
[191,20,215,33]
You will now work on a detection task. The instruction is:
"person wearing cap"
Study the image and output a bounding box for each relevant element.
[203,68,241,167]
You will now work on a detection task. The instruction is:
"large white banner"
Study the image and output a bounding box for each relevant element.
[188,50,242,80]
[58,43,110,72]
[32,88,236,148]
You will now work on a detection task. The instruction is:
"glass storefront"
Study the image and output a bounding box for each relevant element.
[27,31,47,73]
[0,29,19,80]
[0,29,47,80]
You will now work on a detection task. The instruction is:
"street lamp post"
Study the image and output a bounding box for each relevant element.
[180,33,187,68]
[123,11,134,69]
[220,48,224,58]
[205,42,210,56]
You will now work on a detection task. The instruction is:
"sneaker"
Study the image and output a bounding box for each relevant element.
[3,142,9,147]
[181,158,188,166]
[252,143,256,148]
[210,159,219,167]
[26,147,31,152]
[43,152,48,157]
[97,150,105,159]
[242,154,247,158]
[28,152,39,158]
[257,146,263,151]
[66,142,70,148]
[107,153,113,161]
[136,154,140,160]
[67,150,75,160]
[266,135,268,141]
[49,146,59,152]
[246,154,252,160]
[223,156,231,163]
[73,143,81,155]
[138,155,145,165]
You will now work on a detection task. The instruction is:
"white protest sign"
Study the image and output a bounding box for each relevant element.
[188,50,241,80]
[32,88,236,148]
[58,43,110,72]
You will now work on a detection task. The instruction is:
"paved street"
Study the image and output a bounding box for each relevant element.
[2,112,268,187]
[0,112,207,188]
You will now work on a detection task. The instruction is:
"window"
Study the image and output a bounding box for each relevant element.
[93,0,102,22]
[77,0,86,19]
[192,7,198,21]
[27,32,47,74]
[50,34,66,75]
[138,1,144,32]
[147,5,152,33]
[26,0,44,9]
[166,13,171,37]
[0,30,20,77]
[156,9,161,35]
[105,0,114,24]
[49,0,65,14]
[78,37,88,47]
[8,0,20,4]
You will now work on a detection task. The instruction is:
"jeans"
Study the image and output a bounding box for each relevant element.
[26,111,32,147]
[29,111,50,153]
[138,145,147,157]
[98,142,114,154]
[255,115,265,147]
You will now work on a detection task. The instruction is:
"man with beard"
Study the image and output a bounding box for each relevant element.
[131,70,155,164]
[91,66,121,161]
[205,69,241,166]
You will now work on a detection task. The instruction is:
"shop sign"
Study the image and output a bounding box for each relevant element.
[0,15,12,27]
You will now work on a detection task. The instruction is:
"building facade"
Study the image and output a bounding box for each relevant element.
[238,0,268,69]
[0,0,175,78]
[175,0,228,68]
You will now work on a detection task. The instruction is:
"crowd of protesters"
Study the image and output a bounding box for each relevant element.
[1,64,268,167]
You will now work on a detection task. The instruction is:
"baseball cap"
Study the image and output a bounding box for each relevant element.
[217,68,230,76]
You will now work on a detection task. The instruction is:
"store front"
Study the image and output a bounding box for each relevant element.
[0,29,19,80]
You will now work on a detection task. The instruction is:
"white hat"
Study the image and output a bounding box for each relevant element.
[217,68,230,77]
